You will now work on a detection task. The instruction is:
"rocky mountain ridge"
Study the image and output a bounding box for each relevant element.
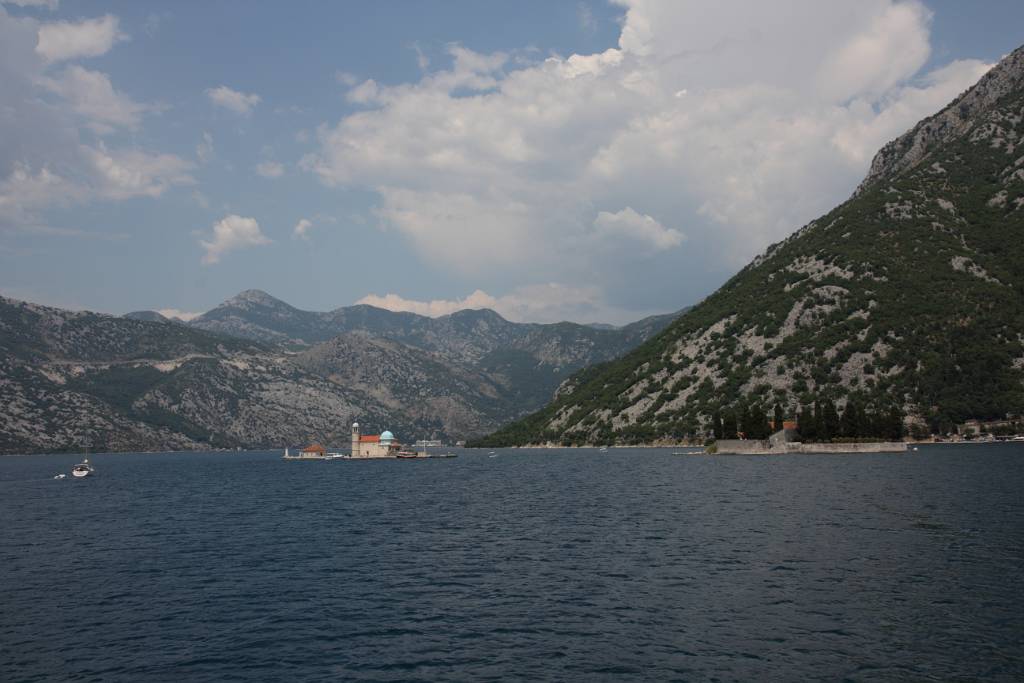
[188,289,678,365]
[475,44,1024,447]
[185,290,682,418]
[1,293,679,454]
[0,296,405,453]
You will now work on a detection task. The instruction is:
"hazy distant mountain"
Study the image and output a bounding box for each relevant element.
[475,44,1024,447]
[294,332,510,438]
[190,289,679,361]
[189,289,682,415]
[0,291,680,453]
[0,296,462,454]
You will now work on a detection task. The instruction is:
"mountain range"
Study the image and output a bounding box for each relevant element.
[474,44,1024,447]
[1,292,679,454]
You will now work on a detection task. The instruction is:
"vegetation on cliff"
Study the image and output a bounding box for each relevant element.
[471,46,1024,448]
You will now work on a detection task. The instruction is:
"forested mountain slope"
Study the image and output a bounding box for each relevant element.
[475,45,1024,446]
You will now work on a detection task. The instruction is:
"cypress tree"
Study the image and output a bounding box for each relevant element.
[888,405,905,440]
[798,403,816,440]
[773,403,785,432]
[823,400,840,441]
[840,401,860,438]
[723,411,738,439]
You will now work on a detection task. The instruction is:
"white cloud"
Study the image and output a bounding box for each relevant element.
[156,308,202,322]
[358,283,644,324]
[36,14,125,63]
[0,163,83,217]
[0,146,193,227]
[206,85,261,115]
[412,43,429,71]
[196,131,213,163]
[577,3,598,33]
[256,160,284,178]
[5,0,58,9]
[85,144,194,200]
[816,2,931,102]
[292,217,312,240]
[593,207,683,251]
[199,214,271,265]
[305,0,991,290]
[0,8,191,235]
[40,65,150,134]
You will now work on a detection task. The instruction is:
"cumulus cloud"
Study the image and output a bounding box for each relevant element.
[593,207,683,251]
[816,1,931,102]
[357,283,656,324]
[40,65,151,133]
[85,144,194,200]
[305,0,992,291]
[292,217,312,240]
[256,160,284,178]
[206,85,261,115]
[199,214,272,265]
[36,14,125,63]
[0,8,191,235]
[0,148,194,227]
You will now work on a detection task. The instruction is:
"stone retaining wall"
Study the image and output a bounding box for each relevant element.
[714,440,907,455]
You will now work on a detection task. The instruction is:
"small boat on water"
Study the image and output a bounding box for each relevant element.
[396,450,420,459]
[71,458,94,478]
[53,473,66,480]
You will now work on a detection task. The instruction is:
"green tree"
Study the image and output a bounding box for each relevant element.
[822,400,840,441]
[798,403,817,440]
[738,404,751,439]
[887,405,905,440]
[723,411,738,439]
[840,401,862,438]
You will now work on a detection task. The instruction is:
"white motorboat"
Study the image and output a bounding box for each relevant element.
[71,458,94,478]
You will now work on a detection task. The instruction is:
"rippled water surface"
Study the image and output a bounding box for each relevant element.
[3,444,1024,681]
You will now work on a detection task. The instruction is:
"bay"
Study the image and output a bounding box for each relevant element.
[2,444,1023,681]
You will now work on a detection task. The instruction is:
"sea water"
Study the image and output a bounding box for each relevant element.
[2,444,1023,681]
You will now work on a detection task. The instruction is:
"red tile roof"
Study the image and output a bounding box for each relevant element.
[359,435,380,443]
[301,444,326,453]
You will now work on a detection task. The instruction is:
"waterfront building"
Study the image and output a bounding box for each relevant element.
[297,444,327,459]
[350,422,402,458]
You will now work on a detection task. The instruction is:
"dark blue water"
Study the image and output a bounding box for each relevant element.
[2,445,1024,681]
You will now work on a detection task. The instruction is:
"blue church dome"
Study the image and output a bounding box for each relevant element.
[380,430,395,442]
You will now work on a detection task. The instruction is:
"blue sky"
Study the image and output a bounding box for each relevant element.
[1,1,1021,324]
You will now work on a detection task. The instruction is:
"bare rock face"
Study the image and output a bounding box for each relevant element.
[0,291,679,453]
[857,45,1024,194]
[188,291,681,426]
[0,296,398,454]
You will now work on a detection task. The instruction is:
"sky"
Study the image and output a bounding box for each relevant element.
[0,1,1021,325]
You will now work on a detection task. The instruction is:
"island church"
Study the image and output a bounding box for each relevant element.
[351,422,402,458]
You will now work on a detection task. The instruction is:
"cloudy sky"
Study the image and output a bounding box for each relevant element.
[1,1,1021,324]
